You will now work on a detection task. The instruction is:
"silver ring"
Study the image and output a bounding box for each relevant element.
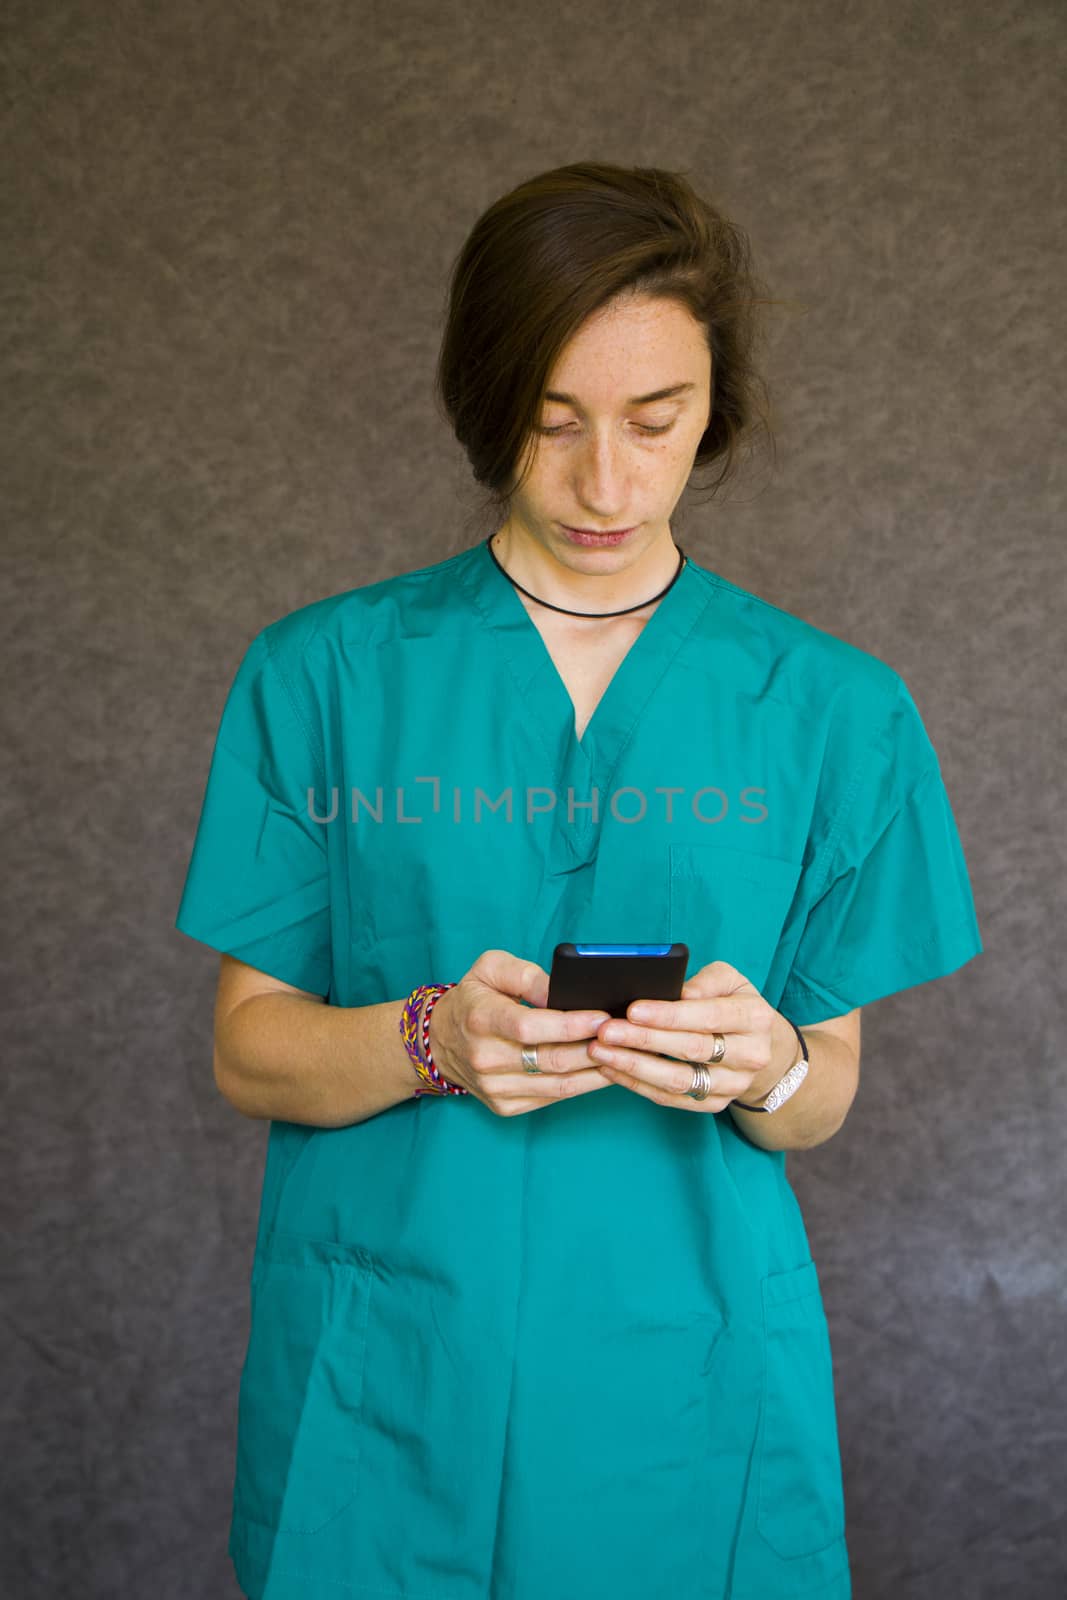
[685,1062,713,1100]
[522,1045,541,1074]
[683,1033,726,1100]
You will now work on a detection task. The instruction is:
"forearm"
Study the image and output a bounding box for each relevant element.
[214,992,421,1128]
[727,1014,859,1152]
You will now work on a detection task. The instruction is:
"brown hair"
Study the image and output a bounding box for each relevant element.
[435,161,785,541]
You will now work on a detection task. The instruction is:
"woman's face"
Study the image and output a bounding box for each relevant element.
[498,292,713,580]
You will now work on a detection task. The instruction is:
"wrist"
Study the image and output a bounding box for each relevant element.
[402,982,466,1097]
[426,985,463,1091]
[427,986,448,1062]
[412,991,432,1087]
[742,1011,801,1107]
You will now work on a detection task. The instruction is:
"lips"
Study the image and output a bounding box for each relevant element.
[561,524,637,546]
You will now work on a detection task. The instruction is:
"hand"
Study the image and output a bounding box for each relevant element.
[586,960,798,1113]
[427,948,614,1116]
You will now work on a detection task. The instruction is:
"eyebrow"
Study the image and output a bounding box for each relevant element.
[543,382,697,406]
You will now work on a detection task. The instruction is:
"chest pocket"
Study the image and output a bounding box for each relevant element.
[669,841,801,995]
[235,1237,374,1534]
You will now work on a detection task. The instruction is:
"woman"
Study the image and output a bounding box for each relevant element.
[176,163,983,1600]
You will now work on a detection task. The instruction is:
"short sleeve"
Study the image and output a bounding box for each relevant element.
[174,628,332,997]
[778,676,983,1026]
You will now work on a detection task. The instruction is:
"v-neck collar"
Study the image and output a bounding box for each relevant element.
[454,535,716,831]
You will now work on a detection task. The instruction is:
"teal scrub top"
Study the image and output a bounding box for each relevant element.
[175,537,983,1600]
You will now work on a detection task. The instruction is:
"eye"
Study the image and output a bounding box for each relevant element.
[537,422,675,437]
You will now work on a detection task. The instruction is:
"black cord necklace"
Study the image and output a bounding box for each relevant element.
[485,532,687,619]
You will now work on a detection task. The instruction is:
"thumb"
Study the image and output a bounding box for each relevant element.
[522,962,550,1009]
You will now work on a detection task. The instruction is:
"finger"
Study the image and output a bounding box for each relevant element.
[504,1076,615,1115]
[591,1044,754,1100]
[594,1060,719,1110]
[510,1003,613,1050]
[529,1061,616,1098]
[616,994,757,1035]
[469,997,607,1059]
[474,950,550,1010]
[511,1036,615,1077]
[680,961,756,1000]
[488,1050,616,1104]
[596,1021,735,1064]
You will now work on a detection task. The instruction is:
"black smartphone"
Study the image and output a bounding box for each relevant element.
[546,942,689,1019]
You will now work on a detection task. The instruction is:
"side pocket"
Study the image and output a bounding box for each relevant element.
[756,1260,847,1560]
[235,1235,374,1535]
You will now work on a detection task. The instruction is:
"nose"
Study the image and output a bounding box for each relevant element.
[570,433,637,507]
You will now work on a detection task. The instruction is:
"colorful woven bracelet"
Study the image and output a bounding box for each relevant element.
[416,984,468,1096]
[399,982,468,1097]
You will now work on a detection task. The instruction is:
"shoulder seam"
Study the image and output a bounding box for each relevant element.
[253,556,472,783]
[260,629,327,787]
[803,680,903,899]
[683,561,803,627]
[686,561,902,684]
[820,738,942,887]
[397,547,473,582]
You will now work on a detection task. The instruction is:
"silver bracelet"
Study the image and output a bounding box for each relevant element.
[732,1020,810,1113]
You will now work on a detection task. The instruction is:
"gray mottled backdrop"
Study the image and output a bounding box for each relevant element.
[3,1,1063,1596]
